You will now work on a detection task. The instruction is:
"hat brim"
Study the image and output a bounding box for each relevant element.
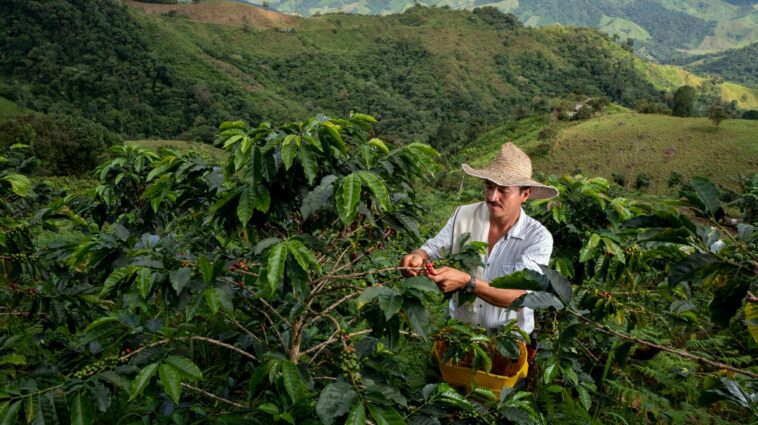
[461,164,559,200]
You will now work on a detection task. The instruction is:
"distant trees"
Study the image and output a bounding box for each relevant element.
[672,85,696,117]
[708,103,729,127]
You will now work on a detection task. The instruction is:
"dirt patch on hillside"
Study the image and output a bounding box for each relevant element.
[124,0,298,30]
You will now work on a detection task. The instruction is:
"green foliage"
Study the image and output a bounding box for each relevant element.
[0,114,120,176]
[2,111,757,424]
[708,103,730,127]
[673,85,697,117]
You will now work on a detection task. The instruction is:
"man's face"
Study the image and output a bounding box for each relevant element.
[483,180,531,220]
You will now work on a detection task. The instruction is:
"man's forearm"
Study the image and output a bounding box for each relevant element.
[472,279,525,308]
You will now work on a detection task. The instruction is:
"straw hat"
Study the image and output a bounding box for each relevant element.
[461,143,559,200]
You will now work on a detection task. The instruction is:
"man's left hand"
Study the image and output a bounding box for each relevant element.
[427,266,470,293]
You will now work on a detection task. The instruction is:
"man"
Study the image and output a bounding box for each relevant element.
[400,143,558,334]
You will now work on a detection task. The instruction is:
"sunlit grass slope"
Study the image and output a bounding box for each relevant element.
[536,113,758,194]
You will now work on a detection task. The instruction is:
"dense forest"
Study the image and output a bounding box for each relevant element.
[684,43,758,88]
[0,0,672,150]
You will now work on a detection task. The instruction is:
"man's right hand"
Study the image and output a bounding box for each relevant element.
[400,250,427,276]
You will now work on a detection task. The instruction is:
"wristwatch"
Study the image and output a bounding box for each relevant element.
[465,274,477,293]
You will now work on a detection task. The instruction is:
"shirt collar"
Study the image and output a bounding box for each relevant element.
[506,208,527,240]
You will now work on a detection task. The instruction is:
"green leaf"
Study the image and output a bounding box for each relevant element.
[3,174,31,197]
[490,270,547,291]
[83,316,119,333]
[267,242,288,293]
[100,266,139,297]
[300,175,336,220]
[404,300,430,339]
[169,267,192,295]
[204,287,222,314]
[298,145,319,185]
[281,362,307,404]
[237,185,256,227]
[336,174,362,225]
[258,402,279,415]
[368,138,389,154]
[69,393,93,425]
[0,401,20,425]
[746,302,758,344]
[137,267,152,299]
[579,234,600,262]
[164,356,203,380]
[357,171,391,211]
[511,291,563,310]
[357,286,383,309]
[89,381,112,413]
[541,265,573,305]
[400,276,439,294]
[543,362,559,385]
[322,124,347,155]
[316,382,357,425]
[577,386,592,411]
[281,135,299,170]
[366,403,405,425]
[129,363,159,401]
[159,364,182,404]
[352,113,378,123]
[199,256,214,285]
[378,288,403,320]
[691,176,721,216]
[287,240,320,274]
[668,253,717,285]
[345,400,366,425]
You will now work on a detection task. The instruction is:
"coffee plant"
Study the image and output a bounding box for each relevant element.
[0,114,756,425]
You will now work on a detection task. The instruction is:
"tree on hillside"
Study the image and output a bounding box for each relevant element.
[708,102,728,127]
[672,85,696,117]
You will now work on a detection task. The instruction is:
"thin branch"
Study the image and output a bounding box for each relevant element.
[183,383,247,409]
[571,311,758,379]
[120,336,256,363]
[303,329,373,356]
[224,313,261,342]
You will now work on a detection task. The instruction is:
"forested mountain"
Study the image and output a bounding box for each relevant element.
[683,42,758,87]
[0,0,668,147]
[241,0,758,61]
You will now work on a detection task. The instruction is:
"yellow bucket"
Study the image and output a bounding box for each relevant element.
[432,340,529,393]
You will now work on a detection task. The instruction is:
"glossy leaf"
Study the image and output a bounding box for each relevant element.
[100,266,139,296]
[159,364,182,404]
[169,267,192,295]
[345,400,366,425]
[129,363,159,401]
[298,145,319,185]
[281,135,299,170]
[0,401,21,425]
[281,361,307,404]
[267,243,288,292]
[300,174,337,220]
[511,291,564,310]
[691,176,721,216]
[336,173,362,225]
[668,253,717,285]
[357,171,391,211]
[366,403,405,425]
[316,382,357,425]
[69,393,93,425]
[164,356,203,380]
[490,270,547,291]
[237,185,257,226]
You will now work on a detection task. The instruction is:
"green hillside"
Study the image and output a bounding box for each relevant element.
[242,0,758,61]
[535,113,758,193]
[0,0,671,148]
[684,42,758,87]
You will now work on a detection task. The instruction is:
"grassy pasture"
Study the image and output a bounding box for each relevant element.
[535,112,758,194]
[128,139,227,163]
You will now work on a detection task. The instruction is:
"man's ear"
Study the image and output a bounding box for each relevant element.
[520,188,532,201]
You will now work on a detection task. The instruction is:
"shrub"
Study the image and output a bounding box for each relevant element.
[667,172,684,188]
[635,173,651,190]
[0,113,121,176]
[611,173,626,187]
[741,110,758,120]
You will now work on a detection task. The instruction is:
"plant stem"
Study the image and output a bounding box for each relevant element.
[571,311,758,379]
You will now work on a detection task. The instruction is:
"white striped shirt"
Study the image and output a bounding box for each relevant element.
[420,207,553,333]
